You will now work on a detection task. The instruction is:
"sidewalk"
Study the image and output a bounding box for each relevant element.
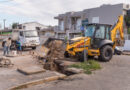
[0,54,65,90]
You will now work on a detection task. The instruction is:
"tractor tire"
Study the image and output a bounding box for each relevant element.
[64,51,70,58]
[99,45,113,62]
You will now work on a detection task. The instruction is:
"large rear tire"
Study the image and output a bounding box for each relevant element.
[99,45,113,62]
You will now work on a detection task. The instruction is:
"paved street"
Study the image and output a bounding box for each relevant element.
[25,55,130,90]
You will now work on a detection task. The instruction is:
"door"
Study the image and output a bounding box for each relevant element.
[91,25,106,49]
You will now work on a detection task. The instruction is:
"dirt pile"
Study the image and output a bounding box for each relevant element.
[43,40,65,70]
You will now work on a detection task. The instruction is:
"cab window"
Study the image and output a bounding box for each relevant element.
[106,27,110,40]
[95,26,105,39]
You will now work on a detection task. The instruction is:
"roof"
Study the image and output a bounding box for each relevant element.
[20,22,47,27]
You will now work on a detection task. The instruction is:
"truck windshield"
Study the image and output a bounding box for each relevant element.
[24,31,38,37]
[85,25,95,37]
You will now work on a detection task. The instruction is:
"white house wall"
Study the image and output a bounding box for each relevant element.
[22,22,48,30]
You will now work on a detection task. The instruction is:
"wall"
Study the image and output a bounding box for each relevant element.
[124,40,130,51]
[84,4,123,25]
[22,22,48,30]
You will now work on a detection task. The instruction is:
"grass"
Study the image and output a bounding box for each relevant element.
[0,32,12,35]
[128,28,130,34]
[70,60,101,74]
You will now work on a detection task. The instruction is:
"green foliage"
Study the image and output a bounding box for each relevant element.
[12,23,19,29]
[70,60,101,74]
[128,28,130,34]
[125,15,130,27]
[0,32,12,35]
[125,15,130,34]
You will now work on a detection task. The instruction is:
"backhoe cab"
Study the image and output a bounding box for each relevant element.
[65,15,124,62]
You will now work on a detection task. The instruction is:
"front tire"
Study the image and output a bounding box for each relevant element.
[99,45,113,62]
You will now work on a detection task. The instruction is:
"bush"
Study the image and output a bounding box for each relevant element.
[128,28,130,34]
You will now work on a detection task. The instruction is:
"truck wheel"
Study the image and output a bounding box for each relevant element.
[32,47,36,50]
[64,51,70,58]
[99,45,113,62]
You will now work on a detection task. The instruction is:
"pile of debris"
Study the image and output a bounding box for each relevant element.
[0,57,13,67]
[44,40,65,70]
[35,38,65,70]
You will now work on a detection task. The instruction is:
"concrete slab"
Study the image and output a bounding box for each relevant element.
[17,66,46,75]
[65,68,84,74]
[0,68,66,90]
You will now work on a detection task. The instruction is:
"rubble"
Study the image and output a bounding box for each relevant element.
[43,40,65,70]
[0,56,14,67]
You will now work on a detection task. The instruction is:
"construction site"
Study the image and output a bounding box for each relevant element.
[0,1,130,90]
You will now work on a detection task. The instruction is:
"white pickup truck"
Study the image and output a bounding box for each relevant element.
[12,30,40,50]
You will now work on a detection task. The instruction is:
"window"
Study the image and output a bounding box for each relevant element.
[24,30,38,37]
[106,27,110,40]
[95,26,105,39]
[85,25,95,37]
[23,26,26,29]
[60,20,64,31]
[36,27,41,30]
[20,32,23,36]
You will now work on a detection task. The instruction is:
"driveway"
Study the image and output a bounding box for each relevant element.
[25,55,130,90]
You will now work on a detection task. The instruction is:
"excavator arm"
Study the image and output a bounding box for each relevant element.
[111,15,124,44]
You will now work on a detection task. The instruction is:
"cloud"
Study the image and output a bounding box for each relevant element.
[0,0,129,26]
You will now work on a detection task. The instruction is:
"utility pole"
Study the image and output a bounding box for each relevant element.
[3,19,6,30]
[84,38,88,62]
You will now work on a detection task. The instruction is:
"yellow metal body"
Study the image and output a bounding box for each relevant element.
[65,15,124,57]
[66,37,100,56]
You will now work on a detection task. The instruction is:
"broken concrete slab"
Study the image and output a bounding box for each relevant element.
[54,60,78,66]
[65,68,84,74]
[17,66,46,75]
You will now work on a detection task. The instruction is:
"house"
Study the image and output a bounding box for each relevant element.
[40,26,55,37]
[17,22,48,31]
[54,3,130,39]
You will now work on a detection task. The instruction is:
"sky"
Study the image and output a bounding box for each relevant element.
[0,0,129,28]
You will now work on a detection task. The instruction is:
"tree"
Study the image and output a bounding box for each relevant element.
[12,23,19,29]
[125,15,130,34]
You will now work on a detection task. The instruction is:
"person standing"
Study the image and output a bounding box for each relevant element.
[2,39,7,56]
[16,40,22,55]
[6,37,12,55]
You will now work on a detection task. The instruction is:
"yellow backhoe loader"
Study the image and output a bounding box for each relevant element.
[64,15,124,62]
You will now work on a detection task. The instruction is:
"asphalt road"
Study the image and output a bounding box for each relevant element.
[25,55,130,90]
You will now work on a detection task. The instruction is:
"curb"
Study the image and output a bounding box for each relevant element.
[9,74,66,90]
[122,53,130,55]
